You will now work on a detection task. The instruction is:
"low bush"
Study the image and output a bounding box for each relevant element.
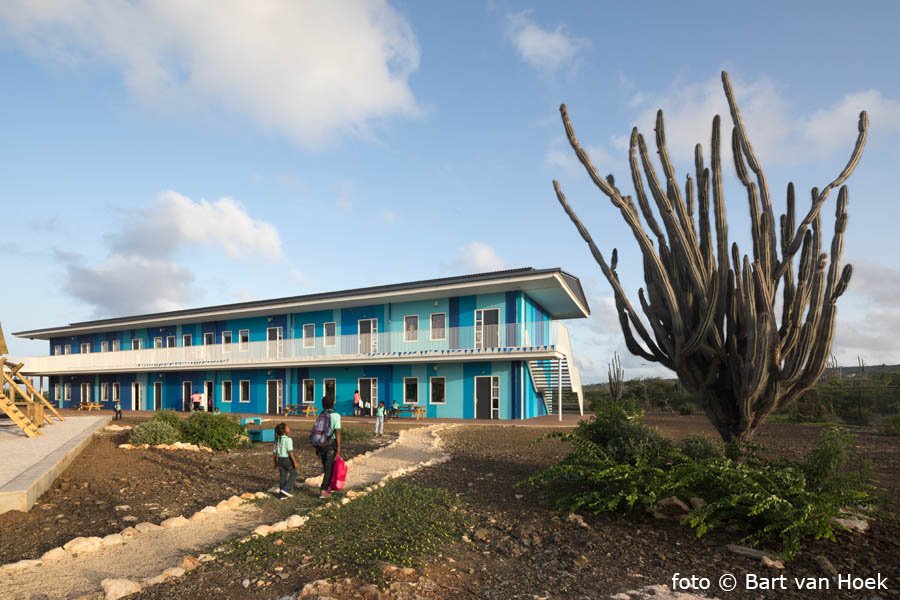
[879,414,900,436]
[527,406,874,559]
[182,412,249,451]
[130,420,182,445]
[151,410,186,434]
[679,402,699,416]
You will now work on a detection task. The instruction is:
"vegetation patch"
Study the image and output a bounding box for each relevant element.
[527,405,875,559]
[880,414,900,436]
[130,419,182,445]
[129,411,249,451]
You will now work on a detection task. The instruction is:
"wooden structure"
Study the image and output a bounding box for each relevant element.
[0,323,63,438]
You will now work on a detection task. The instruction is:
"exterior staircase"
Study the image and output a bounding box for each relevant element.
[527,323,583,417]
[0,389,42,437]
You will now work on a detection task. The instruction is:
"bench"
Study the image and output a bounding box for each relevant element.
[76,402,102,412]
[303,405,318,418]
[390,405,426,420]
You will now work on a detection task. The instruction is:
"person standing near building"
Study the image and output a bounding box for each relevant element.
[273,423,299,498]
[190,389,203,412]
[352,389,361,416]
[374,401,385,436]
[114,398,122,420]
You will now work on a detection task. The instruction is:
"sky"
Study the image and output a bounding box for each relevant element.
[2,0,900,383]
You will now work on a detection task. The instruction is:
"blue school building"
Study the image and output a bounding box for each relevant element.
[14,268,588,420]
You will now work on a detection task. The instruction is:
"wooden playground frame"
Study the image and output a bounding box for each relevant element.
[0,323,64,438]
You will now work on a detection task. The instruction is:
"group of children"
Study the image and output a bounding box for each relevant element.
[272,393,390,499]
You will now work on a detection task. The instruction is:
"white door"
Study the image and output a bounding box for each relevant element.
[267,327,284,358]
[474,309,500,349]
[132,382,142,411]
[358,319,378,354]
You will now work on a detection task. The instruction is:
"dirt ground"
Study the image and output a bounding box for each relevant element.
[125,416,900,600]
[0,415,391,565]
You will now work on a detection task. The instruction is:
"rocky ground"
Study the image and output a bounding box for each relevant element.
[0,416,392,565]
[121,417,899,600]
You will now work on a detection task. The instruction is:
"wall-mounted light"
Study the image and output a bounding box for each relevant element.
[433,365,439,372]
[434,301,439,307]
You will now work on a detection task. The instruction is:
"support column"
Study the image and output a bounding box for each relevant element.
[558,358,562,422]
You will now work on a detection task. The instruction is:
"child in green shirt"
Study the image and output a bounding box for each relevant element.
[273,423,299,498]
[374,401,385,436]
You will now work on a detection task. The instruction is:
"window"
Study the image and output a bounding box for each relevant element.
[403,377,419,404]
[222,331,233,351]
[131,338,143,351]
[112,382,120,403]
[112,339,121,352]
[182,334,192,347]
[222,381,233,403]
[323,379,336,404]
[302,379,315,404]
[303,324,315,348]
[239,329,250,351]
[100,341,108,353]
[430,313,446,341]
[101,383,109,402]
[64,344,72,355]
[324,322,336,347]
[239,380,250,403]
[64,383,71,402]
[203,332,214,345]
[54,345,61,356]
[166,336,176,348]
[54,385,61,401]
[430,377,446,404]
[153,337,163,349]
[80,342,91,354]
[404,316,419,342]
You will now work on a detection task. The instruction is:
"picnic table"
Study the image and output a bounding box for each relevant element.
[76,401,102,411]
[390,405,426,420]
[283,404,301,416]
[303,405,318,418]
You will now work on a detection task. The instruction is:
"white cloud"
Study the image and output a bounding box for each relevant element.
[58,191,282,317]
[0,0,421,148]
[289,267,311,287]
[444,242,506,273]
[834,259,900,364]
[800,90,900,155]
[506,12,583,75]
[380,209,398,223]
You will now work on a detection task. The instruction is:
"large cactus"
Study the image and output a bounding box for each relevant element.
[554,72,867,442]
[608,352,624,404]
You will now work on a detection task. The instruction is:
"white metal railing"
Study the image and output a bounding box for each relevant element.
[19,321,561,374]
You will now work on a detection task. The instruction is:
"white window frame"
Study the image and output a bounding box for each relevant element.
[222,331,233,352]
[112,382,120,403]
[54,345,61,356]
[80,342,91,354]
[302,379,315,404]
[404,315,419,342]
[239,380,250,403]
[182,334,192,347]
[166,335,176,348]
[429,377,446,405]
[101,383,109,402]
[323,322,336,347]
[80,382,91,403]
[222,380,233,403]
[112,340,121,352]
[323,378,336,404]
[54,384,61,401]
[100,341,108,353]
[153,337,163,349]
[239,329,250,352]
[403,377,419,404]
[203,332,214,346]
[430,313,447,341]
[64,344,72,355]
[64,383,71,402]
[131,338,143,351]
[302,324,315,348]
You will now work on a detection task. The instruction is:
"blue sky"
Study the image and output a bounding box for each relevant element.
[2,1,900,382]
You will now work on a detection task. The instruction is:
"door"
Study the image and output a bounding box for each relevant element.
[323,379,336,406]
[182,381,192,411]
[358,378,378,416]
[153,381,162,411]
[204,381,214,411]
[358,319,378,354]
[267,379,283,414]
[132,382,142,411]
[80,383,91,405]
[475,376,498,420]
[475,309,500,349]
[267,327,284,358]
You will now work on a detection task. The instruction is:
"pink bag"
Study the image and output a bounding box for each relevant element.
[329,456,347,491]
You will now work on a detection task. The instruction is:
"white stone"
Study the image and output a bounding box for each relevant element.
[216,500,232,511]
[101,533,124,547]
[114,505,131,512]
[285,514,307,528]
[40,547,67,561]
[121,515,138,522]
[254,491,269,499]
[270,521,288,532]
[134,522,163,533]
[254,525,274,536]
[189,511,206,521]
[200,506,218,514]
[831,515,869,532]
[162,567,186,578]
[64,536,103,555]
[101,578,142,600]
[118,444,133,449]
[197,553,216,562]
[2,559,41,572]
[143,574,168,586]
[160,516,189,529]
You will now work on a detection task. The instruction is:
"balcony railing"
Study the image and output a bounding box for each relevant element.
[20,322,562,374]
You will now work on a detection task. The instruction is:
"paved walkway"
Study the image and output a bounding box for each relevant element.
[0,415,109,513]
[0,425,451,599]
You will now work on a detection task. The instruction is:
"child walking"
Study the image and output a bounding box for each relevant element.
[114,398,122,420]
[273,423,299,499]
[374,401,385,436]
[314,395,341,498]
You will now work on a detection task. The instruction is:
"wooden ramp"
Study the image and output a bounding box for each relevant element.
[0,389,41,438]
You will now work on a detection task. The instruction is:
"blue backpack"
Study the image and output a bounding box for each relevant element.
[309,409,334,448]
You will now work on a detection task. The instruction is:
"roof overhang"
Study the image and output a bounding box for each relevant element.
[15,268,590,340]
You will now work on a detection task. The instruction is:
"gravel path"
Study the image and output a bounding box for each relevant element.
[1,425,450,599]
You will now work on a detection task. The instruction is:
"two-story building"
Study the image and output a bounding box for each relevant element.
[14,268,588,420]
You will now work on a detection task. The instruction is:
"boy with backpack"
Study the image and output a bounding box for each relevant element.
[310,395,341,498]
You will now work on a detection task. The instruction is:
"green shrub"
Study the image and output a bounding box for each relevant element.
[182,412,249,451]
[840,407,872,426]
[528,413,874,559]
[130,420,182,445]
[679,402,699,415]
[680,435,723,460]
[880,414,900,436]
[151,410,186,433]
